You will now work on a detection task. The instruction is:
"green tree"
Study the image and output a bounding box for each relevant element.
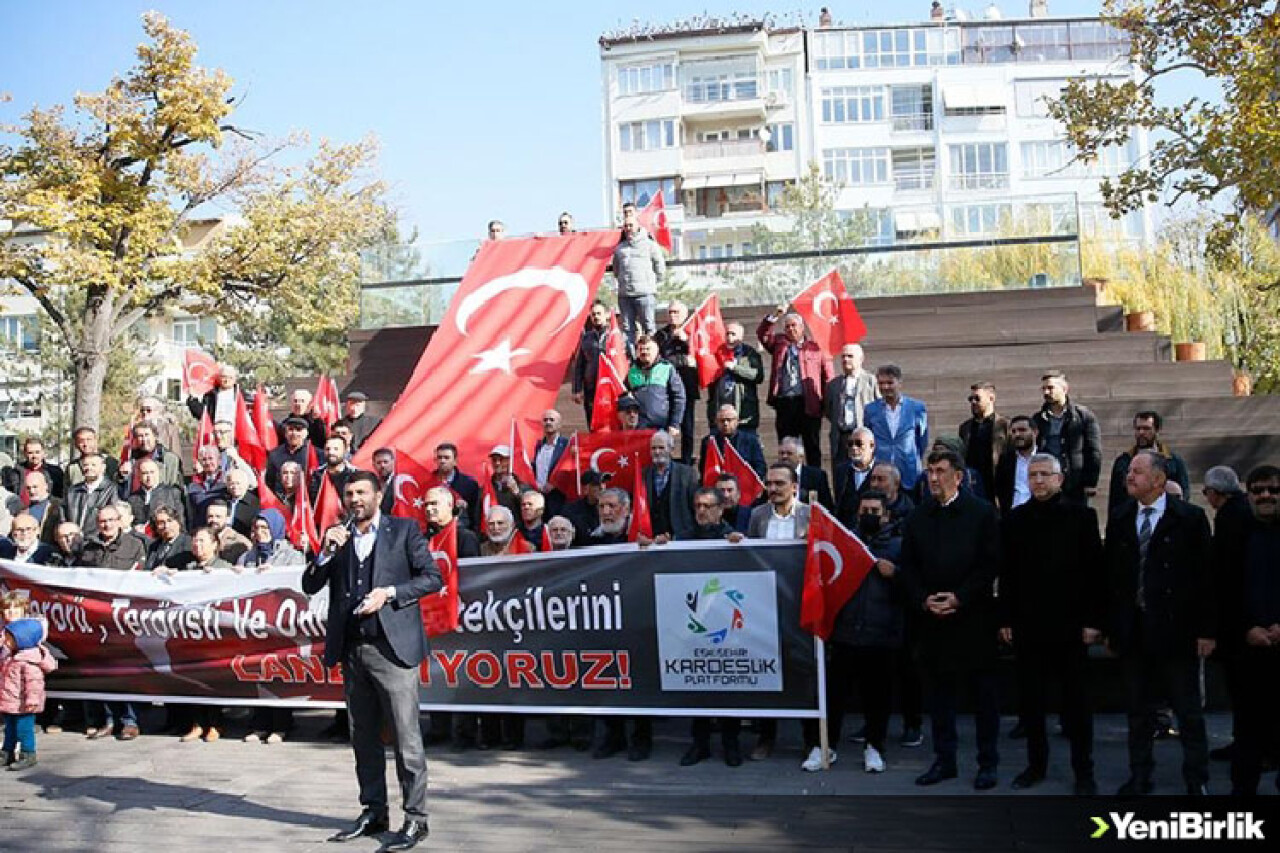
[0,13,394,431]
[1048,0,1280,259]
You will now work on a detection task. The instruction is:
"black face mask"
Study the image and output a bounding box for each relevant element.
[857,513,883,537]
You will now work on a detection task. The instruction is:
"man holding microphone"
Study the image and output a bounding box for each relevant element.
[302,472,441,850]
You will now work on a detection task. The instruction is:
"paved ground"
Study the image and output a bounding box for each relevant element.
[1,709,1271,852]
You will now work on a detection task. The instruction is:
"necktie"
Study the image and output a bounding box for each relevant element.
[1136,506,1155,610]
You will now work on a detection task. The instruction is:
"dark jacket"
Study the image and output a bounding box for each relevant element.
[642,462,698,540]
[20,462,66,500]
[626,359,686,431]
[145,533,195,571]
[1242,523,1280,632]
[565,498,601,546]
[757,318,833,419]
[681,520,734,541]
[959,413,1009,502]
[654,323,700,403]
[64,479,119,539]
[77,533,147,571]
[898,491,1001,669]
[993,448,1032,517]
[0,540,55,565]
[265,442,314,495]
[186,387,241,425]
[225,492,262,537]
[28,498,65,545]
[1104,497,1215,657]
[275,413,328,449]
[798,464,834,511]
[1106,446,1191,521]
[127,484,187,530]
[833,461,875,527]
[831,520,904,648]
[1032,400,1102,501]
[334,413,382,453]
[439,471,483,533]
[301,514,442,668]
[704,342,764,430]
[571,323,610,397]
[426,522,481,559]
[1212,491,1255,653]
[698,430,767,479]
[998,494,1104,645]
[186,474,229,529]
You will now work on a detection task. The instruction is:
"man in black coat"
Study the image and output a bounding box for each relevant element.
[1106,410,1191,522]
[699,404,767,480]
[432,442,482,533]
[570,301,611,425]
[266,417,316,494]
[1104,450,1216,796]
[999,453,1104,795]
[0,514,55,565]
[959,382,1009,503]
[639,431,697,543]
[1032,371,1102,505]
[993,415,1038,516]
[833,427,876,527]
[301,472,441,850]
[654,301,700,464]
[777,436,833,510]
[898,448,1002,790]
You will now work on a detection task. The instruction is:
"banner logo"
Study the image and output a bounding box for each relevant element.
[655,571,781,692]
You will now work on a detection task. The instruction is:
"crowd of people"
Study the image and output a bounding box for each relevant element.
[1,278,1278,798]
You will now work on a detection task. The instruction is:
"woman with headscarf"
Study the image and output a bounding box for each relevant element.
[236,508,303,571]
[237,509,302,743]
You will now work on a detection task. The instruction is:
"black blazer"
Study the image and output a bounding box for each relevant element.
[227,492,261,537]
[642,462,698,541]
[447,472,483,532]
[833,461,874,527]
[798,464,834,511]
[0,539,55,565]
[302,514,442,668]
[1104,497,1215,657]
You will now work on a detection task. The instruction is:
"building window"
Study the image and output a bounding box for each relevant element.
[948,143,1009,190]
[0,315,38,353]
[891,85,934,131]
[820,86,885,123]
[812,28,959,70]
[172,317,199,348]
[765,67,793,98]
[1068,21,1130,61]
[822,147,891,185]
[619,119,677,152]
[892,147,936,190]
[1013,24,1071,62]
[691,183,766,218]
[166,378,183,402]
[950,203,1013,236]
[619,177,678,208]
[764,123,794,152]
[1014,79,1066,117]
[617,62,675,96]
[1021,140,1132,178]
[684,68,758,103]
[766,180,793,209]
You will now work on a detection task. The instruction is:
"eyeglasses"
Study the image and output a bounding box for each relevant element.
[1250,485,1280,496]
[966,395,982,403]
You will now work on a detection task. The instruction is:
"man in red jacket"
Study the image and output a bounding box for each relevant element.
[758,308,834,468]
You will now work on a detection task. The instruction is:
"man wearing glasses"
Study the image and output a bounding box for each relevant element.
[959,382,1008,503]
[0,513,54,565]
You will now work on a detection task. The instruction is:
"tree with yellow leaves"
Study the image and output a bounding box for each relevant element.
[0,13,393,431]
[1048,0,1280,260]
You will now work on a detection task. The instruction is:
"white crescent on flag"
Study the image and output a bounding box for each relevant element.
[186,361,212,385]
[590,447,617,472]
[455,267,590,336]
[812,291,840,323]
[393,474,419,506]
[814,540,844,584]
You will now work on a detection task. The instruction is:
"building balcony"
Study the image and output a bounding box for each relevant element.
[686,138,765,160]
[891,113,934,133]
[681,80,767,120]
[948,173,1010,191]
[894,170,936,191]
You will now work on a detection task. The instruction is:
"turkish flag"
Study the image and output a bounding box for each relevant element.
[234,393,267,473]
[702,438,724,488]
[680,294,729,387]
[508,531,536,555]
[723,439,765,507]
[182,349,218,397]
[590,353,625,432]
[192,410,216,466]
[257,479,286,514]
[547,433,581,501]
[390,454,433,532]
[288,472,321,555]
[574,429,654,493]
[627,454,653,541]
[790,269,868,358]
[639,189,673,253]
[313,472,344,538]
[802,502,877,640]
[313,376,341,430]
[422,521,459,637]
[509,419,538,488]
[540,526,554,552]
[479,462,499,523]
[351,232,618,472]
[252,386,278,452]
[603,311,630,383]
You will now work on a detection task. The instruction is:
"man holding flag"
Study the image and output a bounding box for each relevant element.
[655,301,700,463]
[705,321,764,433]
[757,309,833,469]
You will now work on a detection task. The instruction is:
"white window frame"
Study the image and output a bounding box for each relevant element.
[948,142,1009,190]
[820,86,886,124]
[822,147,891,186]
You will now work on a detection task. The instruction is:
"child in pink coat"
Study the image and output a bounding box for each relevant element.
[2,617,58,770]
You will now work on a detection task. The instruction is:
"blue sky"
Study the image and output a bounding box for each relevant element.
[1,1,1186,246]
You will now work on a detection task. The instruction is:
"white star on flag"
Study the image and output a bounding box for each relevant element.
[470,337,531,374]
[617,456,630,468]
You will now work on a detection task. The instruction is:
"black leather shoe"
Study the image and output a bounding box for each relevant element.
[383,819,429,852]
[724,741,743,768]
[1010,768,1044,790]
[974,767,999,790]
[328,810,389,842]
[1074,776,1098,797]
[915,762,958,786]
[1117,777,1154,796]
[679,744,711,766]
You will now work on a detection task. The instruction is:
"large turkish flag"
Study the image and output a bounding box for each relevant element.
[790,269,868,359]
[802,502,876,640]
[354,233,619,469]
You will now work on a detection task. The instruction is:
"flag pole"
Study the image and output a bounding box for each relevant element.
[808,487,831,770]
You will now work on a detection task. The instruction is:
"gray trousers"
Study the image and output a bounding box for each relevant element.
[343,640,428,818]
[618,294,656,347]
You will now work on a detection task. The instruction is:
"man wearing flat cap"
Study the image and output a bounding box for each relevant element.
[336,391,383,453]
[267,416,317,494]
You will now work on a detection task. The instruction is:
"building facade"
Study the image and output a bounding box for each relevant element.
[599,8,1153,259]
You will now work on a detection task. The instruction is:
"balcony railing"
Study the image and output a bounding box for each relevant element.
[894,170,936,191]
[891,113,934,132]
[684,77,760,104]
[686,139,765,159]
[949,173,1010,191]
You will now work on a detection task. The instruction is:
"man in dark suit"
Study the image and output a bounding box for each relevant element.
[777,436,833,510]
[0,513,55,565]
[999,453,1104,795]
[898,449,1002,791]
[302,472,441,850]
[224,469,261,538]
[638,431,697,545]
[994,415,1038,516]
[699,404,766,480]
[185,362,243,425]
[1104,450,1216,796]
[834,427,876,527]
[433,442,482,533]
[531,409,571,517]
[1032,371,1102,505]
[959,382,1009,503]
[126,458,187,533]
[17,437,67,500]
